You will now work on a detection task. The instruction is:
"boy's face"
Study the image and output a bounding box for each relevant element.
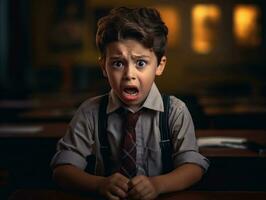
[101,39,166,111]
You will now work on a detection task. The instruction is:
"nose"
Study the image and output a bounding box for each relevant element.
[123,64,136,80]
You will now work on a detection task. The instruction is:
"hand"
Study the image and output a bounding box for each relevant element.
[127,175,159,200]
[98,172,130,200]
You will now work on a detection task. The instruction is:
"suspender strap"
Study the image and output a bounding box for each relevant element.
[159,94,173,174]
[98,94,112,176]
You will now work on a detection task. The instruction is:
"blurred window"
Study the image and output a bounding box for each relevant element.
[156,6,180,48]
[192,4,221,54]
[234,5,261,47]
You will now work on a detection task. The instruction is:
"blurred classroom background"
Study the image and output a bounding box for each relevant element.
[1,0,266,199]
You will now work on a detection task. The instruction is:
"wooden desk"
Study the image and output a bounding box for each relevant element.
[195,129,266,191]
[0,93,90,110]
[0,123,68,138]
[0,123,68,194]
[199,96,266,107]
[8,189,266,200]
[17,108,75,122]
[0,94,88,123]
[196,129,266,157]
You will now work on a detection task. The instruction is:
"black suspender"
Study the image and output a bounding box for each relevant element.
[159,94,173,174]
[98,94,112,176]
[98,94,173,176]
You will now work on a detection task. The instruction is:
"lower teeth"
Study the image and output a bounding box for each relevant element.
[127,92,137,95]
[125,89,137,95]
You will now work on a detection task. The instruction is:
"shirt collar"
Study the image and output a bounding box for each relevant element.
[106,83,164,114]
[106,90,122,114]
[142,83,164,112]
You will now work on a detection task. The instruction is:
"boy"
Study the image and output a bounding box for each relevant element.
[51,7,209,200]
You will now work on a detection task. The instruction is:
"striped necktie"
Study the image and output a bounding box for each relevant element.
[119,110,140,178]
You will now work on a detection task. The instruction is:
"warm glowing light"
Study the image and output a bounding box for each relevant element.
[156,6,180,48]
[234,5,261,47]
[192,4,221,54]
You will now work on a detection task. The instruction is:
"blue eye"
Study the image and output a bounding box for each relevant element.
[111,61,124,69]
[136,60,147,68]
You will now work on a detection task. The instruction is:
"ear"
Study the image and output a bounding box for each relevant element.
[155,56,167,76]
[98,57,107,77]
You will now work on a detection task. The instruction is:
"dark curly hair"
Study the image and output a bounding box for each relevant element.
[96,7,168,64]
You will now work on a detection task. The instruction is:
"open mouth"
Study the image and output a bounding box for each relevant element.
[123,86,139,96]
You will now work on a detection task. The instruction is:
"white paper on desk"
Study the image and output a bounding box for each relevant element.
[197,137,248,149]
[0,126,43,134]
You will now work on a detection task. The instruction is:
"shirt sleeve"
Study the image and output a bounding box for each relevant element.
[50,102,96,170]
[169,96,210,172]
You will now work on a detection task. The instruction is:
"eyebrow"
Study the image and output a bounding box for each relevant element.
[109,56,122,60]
[109,55,151,60]
[132,55,150,59]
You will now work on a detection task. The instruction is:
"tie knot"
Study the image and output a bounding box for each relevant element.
[126,111,140,129]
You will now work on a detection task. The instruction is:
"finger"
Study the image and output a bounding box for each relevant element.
[128,183,146,197]
[111,173,130,192]
[128,178,153,199]
[116,172,130,183]
[111,185,128,199]
[128,184,147,200]
[137,186,151,198]
[117,179,129,192]
[128,176,143,189]
[107,191,120,200]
